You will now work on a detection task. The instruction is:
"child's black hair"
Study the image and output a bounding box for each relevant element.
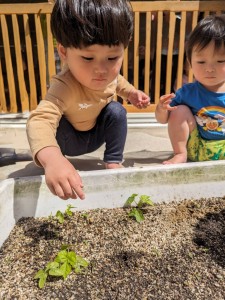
[51,0,133,48]
[186,14,225,63]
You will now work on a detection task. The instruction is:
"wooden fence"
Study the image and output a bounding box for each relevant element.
[0,1,224,113]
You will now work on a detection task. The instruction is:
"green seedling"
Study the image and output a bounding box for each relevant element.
[124,193,154,223]
[201,247,209,253]
[65,204,75,216]
[34,245,89,288]
[83,240,89,245]
[80,212,94,224]
[80,213,89,219]
[151,247,160,257]
[55,204,75,224]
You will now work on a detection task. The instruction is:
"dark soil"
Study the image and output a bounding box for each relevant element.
[0,197,224,300]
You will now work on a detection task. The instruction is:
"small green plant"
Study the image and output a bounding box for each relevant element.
[55,204,75,224]
[80,212,89,219]
[124,193,154,223]
[34,245,89,288]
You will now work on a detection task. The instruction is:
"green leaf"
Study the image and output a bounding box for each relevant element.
[61,244,69,250]
[67,251,76,267]
[34,269,46,279]
[49,267,64,277]
[38,274,47,289]
[60,262,72,279]
[66,210,73,216]
[76,256,89,267]
[34,269,48,289]
[56,210,64,224]
[74,265,82,274]
[65,205,75,217]
[138,195,154,208]
[74,256,89,273]
[54,250,68,263]
[128,208,144,223]
[124,193,138,207]
[54,250,76,268]
[45,261,59,272]
[81,213,89,219]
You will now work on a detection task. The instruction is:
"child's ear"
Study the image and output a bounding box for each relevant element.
[57,44,67,61]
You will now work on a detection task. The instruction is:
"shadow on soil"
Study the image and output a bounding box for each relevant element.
[193,209,225,268]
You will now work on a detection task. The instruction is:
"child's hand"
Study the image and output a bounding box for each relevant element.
[127,89,150,109]
[37,147,85,200]
[158,93,177,111]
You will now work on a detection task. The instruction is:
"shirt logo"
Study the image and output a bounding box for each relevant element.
[78,103,92,110]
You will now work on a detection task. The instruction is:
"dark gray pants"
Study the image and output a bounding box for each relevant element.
[56,101,127,163]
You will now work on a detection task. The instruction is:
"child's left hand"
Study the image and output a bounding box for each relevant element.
[127,89,150,109]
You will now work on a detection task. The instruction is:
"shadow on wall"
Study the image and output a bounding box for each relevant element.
[13,176,42,222]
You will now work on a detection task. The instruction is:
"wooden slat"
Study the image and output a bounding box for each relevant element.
[154,11,163,104]
[0,57,7,112]
[187,10,198,83]
[176,11,186,89]
[2,1,223,15]
[204,11,210,17]
[34,13,47,100]
[46,13,55,82]
[23,14,37,110]
[1,15,17,112]
[12,14,29,111]
[122,103,155,113]
[133,11,140,89]
[191,10,199,32]
[0,3,53,14]
[165,12,176,94]
[144,12,151,95]
[131,1,225,12]
[122,47,129,80]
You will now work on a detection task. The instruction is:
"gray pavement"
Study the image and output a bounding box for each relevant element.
[0,113,173,180]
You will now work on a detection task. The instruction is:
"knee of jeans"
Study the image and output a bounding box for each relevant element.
[107,101,127,120]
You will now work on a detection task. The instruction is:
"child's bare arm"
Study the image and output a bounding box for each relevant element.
[36,147,85,200]
[155,93,177,123]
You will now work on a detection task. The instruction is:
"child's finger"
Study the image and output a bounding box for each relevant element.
[160,93,174,101]
[167,105,177,111]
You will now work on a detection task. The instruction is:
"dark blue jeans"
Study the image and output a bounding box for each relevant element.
[56,101,127,163]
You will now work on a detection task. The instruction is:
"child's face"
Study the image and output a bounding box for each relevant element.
[191,41,225,92]
[58,44,125,90]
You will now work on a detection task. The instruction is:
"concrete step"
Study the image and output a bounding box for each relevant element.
[0,112,160,125]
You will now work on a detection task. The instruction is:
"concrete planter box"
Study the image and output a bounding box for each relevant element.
[1,161,225,247]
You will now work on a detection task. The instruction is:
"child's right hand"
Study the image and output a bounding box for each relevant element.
[158,93,177,111]
[37,147,85,200]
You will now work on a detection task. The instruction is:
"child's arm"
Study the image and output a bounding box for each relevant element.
[36,146,85,200]
[155,93,177,124]
[26,97,85,201]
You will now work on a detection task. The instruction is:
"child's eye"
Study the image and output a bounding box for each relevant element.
[81,56,93,61]
[218,60,225,63]
[108,57,118,61]
[197,61,205,64]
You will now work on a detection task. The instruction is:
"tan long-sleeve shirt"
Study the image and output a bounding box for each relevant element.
[26,66,134,164]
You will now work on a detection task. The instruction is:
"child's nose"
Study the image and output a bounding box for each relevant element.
[94,62,107,74]
[206,64,215,72]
